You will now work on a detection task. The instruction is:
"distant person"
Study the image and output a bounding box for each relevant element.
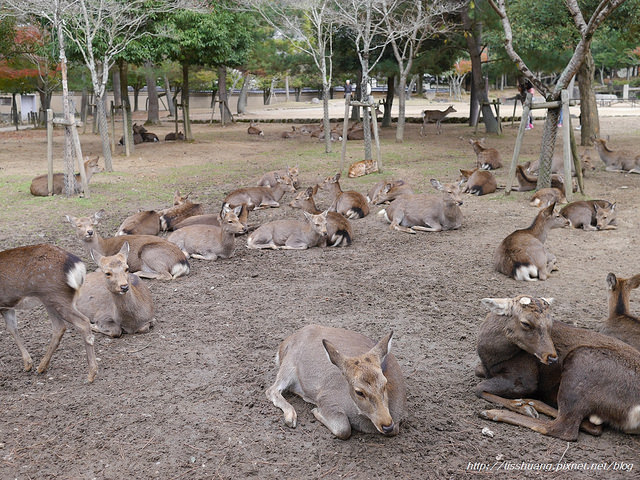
[524,79,535,130]
[344,79,352,98]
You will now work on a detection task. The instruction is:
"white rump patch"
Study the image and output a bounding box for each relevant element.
[171,262,190,278]
[624,405,640,432]
[514,265,538,281]
[519,297,532,305]
[589,414,604,426]
[66,262,87,290]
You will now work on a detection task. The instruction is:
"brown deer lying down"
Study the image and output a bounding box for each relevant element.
[347,159,378,178]
[515,164,571,192]
[281,126,299,139]
[560,200,617,231]
[366,179,411,204]
[601,272,640,351]
[319,173,370,219]
[159,192,205,231]
[116,191,191,236]
[592,137,640,173]
[164,131,185,141]
[421,105,456,135]
[172,203,250,231]
[257,165,300,189]
[30,156,102,196]
[525,150,594,177]
[0,244,97,382]
[380,179,463,234]
[266,325,407,439]
[77,242,155,338]
[247,122,264,136]
[225,173,295,210]
[247,211,328,250]
[529,187,567,208]
[476,295,640,441]
[459,168,497,196]
[167,204,246,260]
[66,210,190,281]
[469,138,502,170]
[289,186,353,247]
[493,203,568,281]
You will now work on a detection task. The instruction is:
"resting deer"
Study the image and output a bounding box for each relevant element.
[515,164,571,192]
[266,324,407,439]
[468,139,502,170]
[77,242,155,338]
[493,203,568,281]
[247,122,264,136]
[477,295,640,441]
[257,166,300,190]
[167,204,246,260]
[366,179,409,204]
[525,150,593,177]
[369,180,413,205]
[247,211,328,250]
[117,191,192,236]
[289,186,353,247]
[380,179,463,234]
[66,210,190,281]
[164,131,185,141]
[30,156,102,196]
[347,159,378,178]
[319,173,370,219]
[159,193,205,231]
[559,200,617,231]
[0,244,97,382]
[600,272,640,351]
[172,203,250,232]
[459,168,497,196]
[420,105,456,135]
[281,126,299,139]
[529,188,567,208]
[592,137,640,173]
[225,173,295,210]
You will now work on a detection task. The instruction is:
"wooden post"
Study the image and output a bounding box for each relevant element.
[174,98,179,136]
[370,101,382,173]
[511,98,517,128]
[339,93,351,174]
[110,101,116,154]
[505,92,532,195]
[46,109,54,195]
[122,107,130,157]
[561,90,572,201]
[569,120,584,194]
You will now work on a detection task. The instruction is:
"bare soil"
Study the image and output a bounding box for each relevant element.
[0,109,639,479]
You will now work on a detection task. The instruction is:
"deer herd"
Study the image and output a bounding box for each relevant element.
[1,122,639,445]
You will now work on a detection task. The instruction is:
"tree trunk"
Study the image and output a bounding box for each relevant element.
[536,109,561,190]
[322,83,331,154]
[237,72,250,114]
[133,87,140,112]
[285,75,290,102]
[383,75,393,129]
[360,57,372,161]
[398,73,413,140]
[164,74,175,117]
[145,61,160,125]
[181,63,192,141]
[11,93,19,130]
[119,60,134,153]
[351,70,362,121]
[217,65,233,124]
[112,68,122,108]
[578,51,599,146]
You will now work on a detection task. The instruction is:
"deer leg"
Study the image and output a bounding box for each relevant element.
[311,407,352,440]
[2,309,34,371]
[92,314,123,338]
[391,222,416,234]
[412,225,442,232]
[37,307,67,375]
[480,409,554,436]
[191,253,217,260]
[265,370,298,428]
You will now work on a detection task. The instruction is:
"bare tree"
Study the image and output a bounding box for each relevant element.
[382,0,463,142]
[245,0,335,154]
[488,0,627,189]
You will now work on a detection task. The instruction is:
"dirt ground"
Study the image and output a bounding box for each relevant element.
[0,106,639,479]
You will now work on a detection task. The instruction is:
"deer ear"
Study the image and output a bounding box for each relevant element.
[90,249,103,264]
[370,331,393,363]
[481,298,513,316]
[323,339,346,371]
[93,209,106,224]
[233,204,243,217]
[607,273,617,290]
[302,210,312,221]
[118,241,130,260]
[65,215,77,226]
[430,179,443,190]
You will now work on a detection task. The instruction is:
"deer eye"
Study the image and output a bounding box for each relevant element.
[355,390,365,398]
[520,320,532,330]
[105,272,112,277]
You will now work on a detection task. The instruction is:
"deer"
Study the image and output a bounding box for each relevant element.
[468,139,503,170]
[476,295,640,441]
[366,179,409,204]
[318,173,370,219]
[525,150,593,177]
[257,165,300,189]
[592,137,640,173]
[529,188,567,208]
[166,204,246,260]
[347,159,378,178]
[281,126,299,139]
[164,131,185,141]
[66,210,190,281]
[172,203,250,231]
[369,180,413,205]
[420,105,456,135]
[76,242,155,338]
[225,173,296,210]
[247,122,264,136]
[265,324,407,439]
[30,156,102,196]
[159,192,205,231]
[515,164,571,192]
[459,168,497,196]
[116,191,191,236]
[600,272,640,351]
[247,210,328,250]
[289,186,353,247]
[0,244,98,382]
[493,203,568,281]
[559,200,617,231]
[379,179,463,234]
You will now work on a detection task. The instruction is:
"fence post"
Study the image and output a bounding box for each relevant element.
[47,109,54,195]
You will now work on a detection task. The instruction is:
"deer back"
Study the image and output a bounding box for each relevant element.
[529,188,567,208]
[370,180,413,205]
[601,273,640,351]
[460,169,497,196]
[469,139,502,169]
[247,211,328,249]
[116,210,161,236]
[160,200,205,231]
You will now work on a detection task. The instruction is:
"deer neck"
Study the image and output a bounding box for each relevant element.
[527,214,552,243]
[324,182,342,202]
[111,275,153,321]
[609,286,631,319]
[270,183,288,201]
[81,232,108,255]
[302,197,321,214]
[219,225,237,251]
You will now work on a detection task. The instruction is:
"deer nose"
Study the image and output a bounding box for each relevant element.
[546,354,558,364]
[381,423,395,435]
[86,229,94,236]
[119,284,129,294]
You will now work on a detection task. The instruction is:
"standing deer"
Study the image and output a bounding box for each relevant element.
[380,179,463,234]
[289,186,353,247]
[225,173,295,210]
[459,168,497,196]
[420,105,456,135]
[257,166,300,189]
[77,242,155,338]
[266,324,407,439]
[477,295,640,441]
[559,200,617,231]
[166,204,246,260]
[592,138,640,173]
[318,173,370,219]
[600,272,640,351]
[529,188,567,208]
[0,244,98,382]
[247,211,328,250]
[493,203,568,281]
[66,210,190,281]
[468,139,503,170]
[30,156,102,196]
